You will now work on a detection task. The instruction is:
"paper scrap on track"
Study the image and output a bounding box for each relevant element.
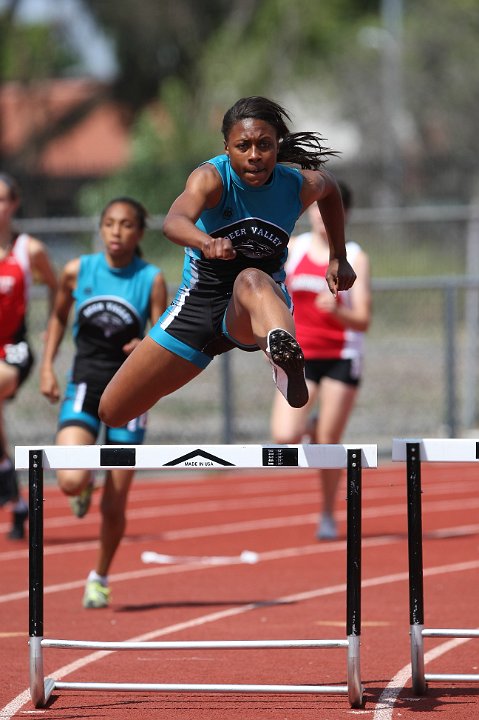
[141,550,259,565]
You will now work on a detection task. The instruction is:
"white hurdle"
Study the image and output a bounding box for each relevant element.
[16,443,377,709]
[393,438,479,695]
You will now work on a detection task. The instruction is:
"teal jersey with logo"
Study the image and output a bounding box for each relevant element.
[72,252,160,384]
[182,154,303,290]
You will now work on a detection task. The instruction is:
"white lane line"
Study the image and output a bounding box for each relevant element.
[3,484,479,539]
[0,534,397,604]
[2,560,479,720]
[372,636,474,720]
[3,520,479,603]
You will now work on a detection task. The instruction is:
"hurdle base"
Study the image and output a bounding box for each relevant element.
[53,680,350,695]
[30,676,55,709]
[410,624,427,695]
[29,636,54,708]
[347,634,363,707]
[426,673,479,683]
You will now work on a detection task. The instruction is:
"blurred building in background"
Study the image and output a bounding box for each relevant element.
[0,78,130,215]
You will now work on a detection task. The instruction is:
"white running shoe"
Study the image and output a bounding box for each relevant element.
[317,513,338,541]
[83,578,111,609]
[266,329,308,408]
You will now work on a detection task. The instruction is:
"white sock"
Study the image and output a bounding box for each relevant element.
[88,570,108,586]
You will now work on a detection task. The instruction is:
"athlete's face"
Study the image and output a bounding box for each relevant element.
[0,180,19,230]
[224,119,279,187]
[100,202,144,266]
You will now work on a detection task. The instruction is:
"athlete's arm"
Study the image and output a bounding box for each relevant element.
[122,271,168,355]
[149,271,168,324]
[40,258,78,403]
[27,236,58,314]
[300,169,356,296]
[162,165,237,260]
[316,250,372,331]
[340,250,371,331]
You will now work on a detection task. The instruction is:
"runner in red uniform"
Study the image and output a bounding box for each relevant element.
[270,182,372,540]
[0,173,57,539]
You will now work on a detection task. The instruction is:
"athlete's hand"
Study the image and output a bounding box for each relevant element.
[40,368,60,404]
[326,257,356,296]
[201,236,237,260]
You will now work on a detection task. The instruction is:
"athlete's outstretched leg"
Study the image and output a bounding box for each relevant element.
[99,337,202,427]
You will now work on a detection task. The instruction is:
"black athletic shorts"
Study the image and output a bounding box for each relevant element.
[2,340,35,392]
[304,357,362,387]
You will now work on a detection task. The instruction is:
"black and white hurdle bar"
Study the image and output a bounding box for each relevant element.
[16,443,377,709]
[392,438,479,695]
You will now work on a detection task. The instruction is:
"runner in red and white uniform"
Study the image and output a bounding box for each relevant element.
[271,181,371,540]
[0,173,57,539]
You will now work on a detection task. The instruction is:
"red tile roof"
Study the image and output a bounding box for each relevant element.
[0,78,131,176]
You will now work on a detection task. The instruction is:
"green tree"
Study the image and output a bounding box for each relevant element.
[2,24,77,81]
[84,0,251,113]
[0,1,92,169]
[79,0,380,216]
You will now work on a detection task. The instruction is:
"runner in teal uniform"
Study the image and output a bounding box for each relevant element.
[41,197,167,608]
[99,96,357,429]
[151,153,303,364]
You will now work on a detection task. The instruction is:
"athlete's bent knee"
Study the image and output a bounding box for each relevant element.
[58,473,87,496]
[98,391,122,428]
[272,429,302,445]
[234,267,266,293]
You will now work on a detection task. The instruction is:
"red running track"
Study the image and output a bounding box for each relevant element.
[1,462,479,719]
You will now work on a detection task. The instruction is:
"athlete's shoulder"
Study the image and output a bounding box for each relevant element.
[20,233,51,264]
[276,163,303,179]
[275,163,304,193]
[78,252,102,271]
[201,154,229,181]
[61,256,81,289]
[203,154,228,169]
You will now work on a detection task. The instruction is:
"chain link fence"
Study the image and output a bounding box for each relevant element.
[6,204,479,458]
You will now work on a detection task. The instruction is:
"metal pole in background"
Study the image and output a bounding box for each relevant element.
[462,198,479,428]
[380,0,404,206]
[221,353,234,443]
[444,285,457,438]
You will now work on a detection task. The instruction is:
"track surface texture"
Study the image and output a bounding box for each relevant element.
[1,461,479,719]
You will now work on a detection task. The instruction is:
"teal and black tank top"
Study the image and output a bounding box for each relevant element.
[71,252,160,386]
[181,154,304,291]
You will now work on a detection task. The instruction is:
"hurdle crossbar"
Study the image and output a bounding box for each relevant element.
[393,438,479,695]
[15,443,378,470]
[17,443,377,709]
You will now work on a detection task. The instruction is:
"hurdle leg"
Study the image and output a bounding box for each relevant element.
[406,442,427,695]
[346,449,363,708]
[28,450,55,708]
